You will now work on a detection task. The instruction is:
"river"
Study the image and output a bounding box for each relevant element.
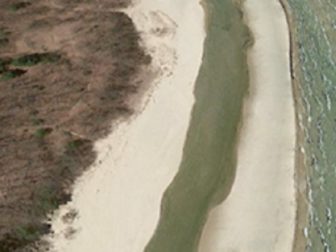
[144,0,251,251]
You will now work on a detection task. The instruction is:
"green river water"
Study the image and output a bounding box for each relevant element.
[145,0,251,251]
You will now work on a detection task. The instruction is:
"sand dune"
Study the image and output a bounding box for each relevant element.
[199,0,296,251]
[48,1,205,251]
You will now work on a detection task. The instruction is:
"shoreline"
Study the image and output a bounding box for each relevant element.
[278,1,309,251]
[47,1,205,251]
[199,0,297,251]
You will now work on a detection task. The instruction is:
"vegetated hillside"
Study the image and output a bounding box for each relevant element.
[0,0,150,251]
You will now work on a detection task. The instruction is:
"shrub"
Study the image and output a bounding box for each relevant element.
[0,29,9,47]
[11,53,61,67]
[34,128,52,139]
[8,2,31,12]
[0,69,26,81]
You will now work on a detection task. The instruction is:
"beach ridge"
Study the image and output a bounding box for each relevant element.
[199,0,297,251]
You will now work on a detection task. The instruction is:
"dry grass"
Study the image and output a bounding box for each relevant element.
[0,0,150,250]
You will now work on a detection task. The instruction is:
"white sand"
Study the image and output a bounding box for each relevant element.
[199,0,296,251]
[48,1,205,251]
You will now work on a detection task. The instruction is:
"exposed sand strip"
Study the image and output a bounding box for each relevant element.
[199,0,296,251]
[48,1,205,251]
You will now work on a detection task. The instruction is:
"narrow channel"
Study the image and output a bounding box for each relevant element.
[145,1,251,251]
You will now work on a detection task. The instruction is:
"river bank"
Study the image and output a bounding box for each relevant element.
[199,0,297,251]
[47,1,205,251]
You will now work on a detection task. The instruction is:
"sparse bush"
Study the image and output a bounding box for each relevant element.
[0,69,26,81]
[0,37,9,47]
[31,117,44,126]
[34,128,52,139]
[66,139,86,151]
[8,2,31,12]
[11,53,61,67]
[0,3,147,250]
[0,223,51,251]
[0,58,11,73]
[0,60,7,73]
[15,226,40,242]
[0,29,9,47]
[35,184,71,215]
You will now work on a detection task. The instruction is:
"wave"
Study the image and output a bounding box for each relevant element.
[288,0,336,250]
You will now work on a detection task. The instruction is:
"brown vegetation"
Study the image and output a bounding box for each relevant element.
[0,0,150,251]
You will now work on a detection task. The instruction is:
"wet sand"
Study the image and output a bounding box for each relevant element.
[48,1,205,251]
[199,0,296,251]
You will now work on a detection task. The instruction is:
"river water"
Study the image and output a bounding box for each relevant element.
[145,0,251,251]
[287,0,336,251]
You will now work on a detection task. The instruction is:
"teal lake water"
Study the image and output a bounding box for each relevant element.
[287,0,336,250]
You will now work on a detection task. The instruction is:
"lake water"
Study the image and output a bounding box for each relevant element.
[287,0,336,250]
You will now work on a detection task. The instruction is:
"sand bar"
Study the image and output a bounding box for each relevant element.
[199,0,296,251]
[48,0,205,251]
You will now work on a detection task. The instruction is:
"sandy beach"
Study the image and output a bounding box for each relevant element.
[48,1,205,251]
[199,0,296,251]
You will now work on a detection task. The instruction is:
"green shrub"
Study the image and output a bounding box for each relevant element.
[35,184,71,214]
[66,140,82,151]
[0,59,7,73]
[0,37,9,47]
[31,117,44,126]
[8,2,31,12]
[34,128,52,139]
[0,29,9,47]
[15,226,40,242]
[11,53,61,67]
[0,223,50,251]
[0,69,26,81]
